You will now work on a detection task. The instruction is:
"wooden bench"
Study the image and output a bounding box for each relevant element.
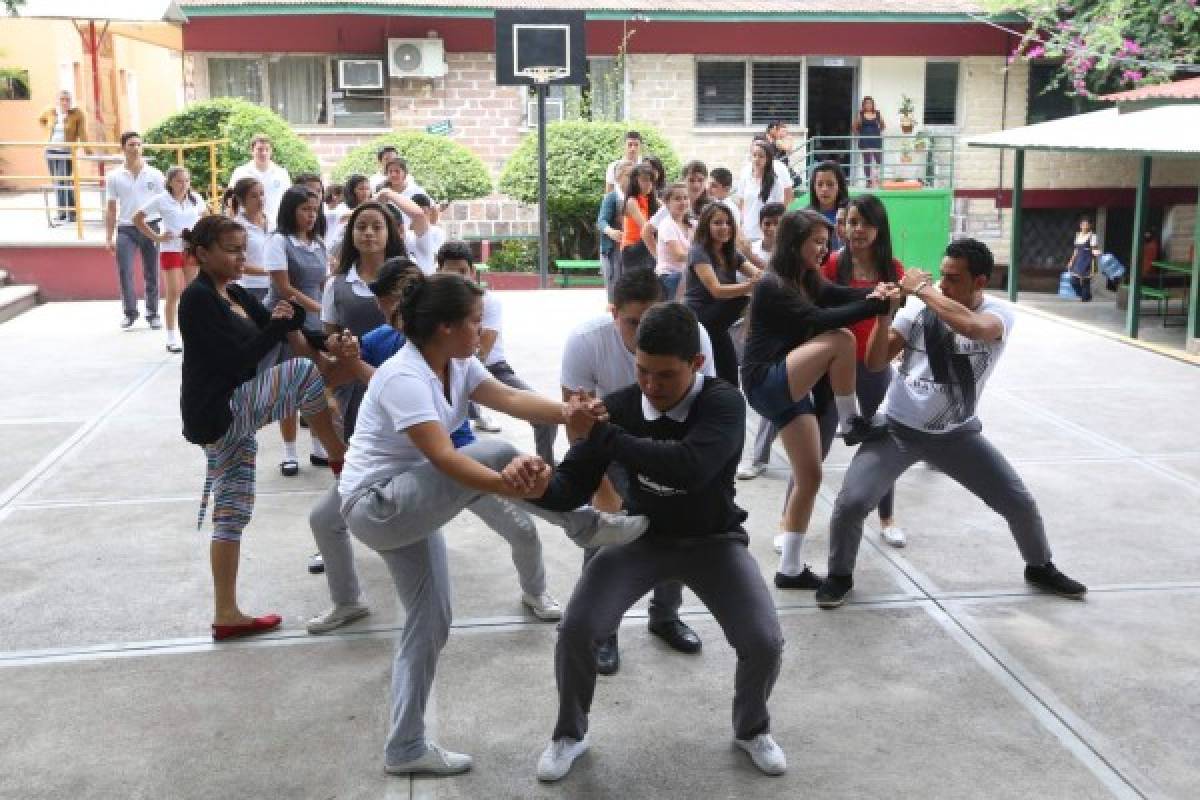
[554,259,604,288]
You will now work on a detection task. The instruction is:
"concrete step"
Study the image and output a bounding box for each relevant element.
[0,284,40,325]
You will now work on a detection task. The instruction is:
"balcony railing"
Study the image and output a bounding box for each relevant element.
[795,133,956,190]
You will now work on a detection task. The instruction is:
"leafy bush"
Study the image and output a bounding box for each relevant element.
[483,239,541,273]
[498,121,680,259]
[332,132,492,202]
[143,98,320,200]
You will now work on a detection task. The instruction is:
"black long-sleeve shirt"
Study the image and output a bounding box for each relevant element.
[179,271,316,445]
[741,272,888,389]
[536,378,749,543]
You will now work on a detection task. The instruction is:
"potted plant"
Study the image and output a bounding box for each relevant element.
[898,94,916,134]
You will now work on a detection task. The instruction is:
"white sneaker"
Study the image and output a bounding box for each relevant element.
[575,511,649,548]
[737,462,767,480]
[881,525,907,548]
[306,603,370,634]
[385,742,472,776]
[773,533,785,554]
[522,591,563,621]
[734,733,787,776]
[536,737,589,782]
[474,413,502,433]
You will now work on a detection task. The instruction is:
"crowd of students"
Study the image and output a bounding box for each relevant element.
[144,126,1094,783]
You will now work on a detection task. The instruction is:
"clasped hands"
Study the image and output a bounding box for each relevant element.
[867,268,934,313]
[496,390,608,500]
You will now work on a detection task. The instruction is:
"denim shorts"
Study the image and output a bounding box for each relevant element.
[745,360,816,429]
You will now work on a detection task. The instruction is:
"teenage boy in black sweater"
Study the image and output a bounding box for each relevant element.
[528,303,787,781]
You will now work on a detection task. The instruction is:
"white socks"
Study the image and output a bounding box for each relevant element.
[834,394,861,432]
[283,441,298,462]
[166,329,179,346]
[312,437,327,459]
[778,531,806,576]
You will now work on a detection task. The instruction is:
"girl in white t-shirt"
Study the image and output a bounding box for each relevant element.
[736,140,793,242]
[134,166,205,353]
[229,177,272,303]
[654,183,693,301]
[336,271,648,776]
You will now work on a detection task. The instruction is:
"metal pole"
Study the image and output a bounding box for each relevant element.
[1187,180,1200,347]
[1008,149,1024,302]
[71,143,84,240]
[209,143,220,211]
[536,82,549,290]
[1126,155,1152,339]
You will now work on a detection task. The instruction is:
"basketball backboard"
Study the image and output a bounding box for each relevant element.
[495,10,587,86]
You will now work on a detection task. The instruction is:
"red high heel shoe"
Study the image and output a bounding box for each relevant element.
[212,614,282,641]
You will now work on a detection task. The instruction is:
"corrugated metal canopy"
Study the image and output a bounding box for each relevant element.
[966,105,1200,157]
[179,0,989,15]
[15,0,187,23]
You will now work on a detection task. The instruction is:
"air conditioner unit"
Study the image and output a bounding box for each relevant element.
[387,38,448,79]
[338,59,384,90]
[526,98,565,128]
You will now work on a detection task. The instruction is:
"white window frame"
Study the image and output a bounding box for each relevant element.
[694,56,807,130]
[922,58,962,132]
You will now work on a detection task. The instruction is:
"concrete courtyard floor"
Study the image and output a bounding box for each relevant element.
[0,288,1198,800]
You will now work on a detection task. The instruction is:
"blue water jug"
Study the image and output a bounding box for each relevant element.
[1057,271,1076,299]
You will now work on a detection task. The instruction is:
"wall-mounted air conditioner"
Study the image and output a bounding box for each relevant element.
[387,38,448,79]
[339,59,384,90]
[526,98,565,128]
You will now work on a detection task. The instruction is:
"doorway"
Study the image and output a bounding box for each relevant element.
[806,65,856,170]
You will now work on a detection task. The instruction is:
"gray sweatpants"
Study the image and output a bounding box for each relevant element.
[309,482,548,605]
[340,439,605,765]
[115,224,159,319]
[486,360,557,466]
[827,418,1053,576]
[554,536,784,742]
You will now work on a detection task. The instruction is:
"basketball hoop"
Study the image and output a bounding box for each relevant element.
[520,66,569,85]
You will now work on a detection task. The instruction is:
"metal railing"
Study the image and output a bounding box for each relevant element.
[796,133,956,190]
[0,139,227,240]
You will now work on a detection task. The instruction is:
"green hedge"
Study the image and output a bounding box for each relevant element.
[332,132,492,202]
[143,98,320,199]
[497,121,681,259]
[484,239,540,273]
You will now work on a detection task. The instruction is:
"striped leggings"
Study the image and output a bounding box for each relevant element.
[198,359,328,542]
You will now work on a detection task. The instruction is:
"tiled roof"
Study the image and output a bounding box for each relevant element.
[1101,77,1200,104]
[181,0,993,16]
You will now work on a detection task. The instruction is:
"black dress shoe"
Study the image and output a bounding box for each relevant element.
[595,633,620,675]
[309,454,330,468]
[647,619,702,654]
[280,459,299,477]
[308,552,325,574]
[774,565,822,590]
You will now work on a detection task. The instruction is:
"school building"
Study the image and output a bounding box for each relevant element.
[33,1,1200,276]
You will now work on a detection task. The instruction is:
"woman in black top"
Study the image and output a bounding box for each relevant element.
[179,215,347,641]
[741,209,893,590]
[684,202,761,386]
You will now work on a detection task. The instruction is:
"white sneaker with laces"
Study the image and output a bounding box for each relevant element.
[384,742,472,776]
[306,603,370,634]
[773,533,785,554]
[474,413,502,433]
[575,511,649,548]
[522,591,563,620]
[737,462,767,480]
[880,525,907,548]
[734,733,787,776]
[537,737,589,782]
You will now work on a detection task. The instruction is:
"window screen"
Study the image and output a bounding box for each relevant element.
[696,61,746,125]
[751,62,802,125]
[923,62,959,125]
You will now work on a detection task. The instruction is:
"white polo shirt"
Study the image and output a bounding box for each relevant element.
[106,163,165,226]
[480,291,505,367]
[234,211,272,290]
[137,191,203,253]
[229,160,291,227]
[560,314,716,398]
[406,226,442,276]
[339,340,491,495]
